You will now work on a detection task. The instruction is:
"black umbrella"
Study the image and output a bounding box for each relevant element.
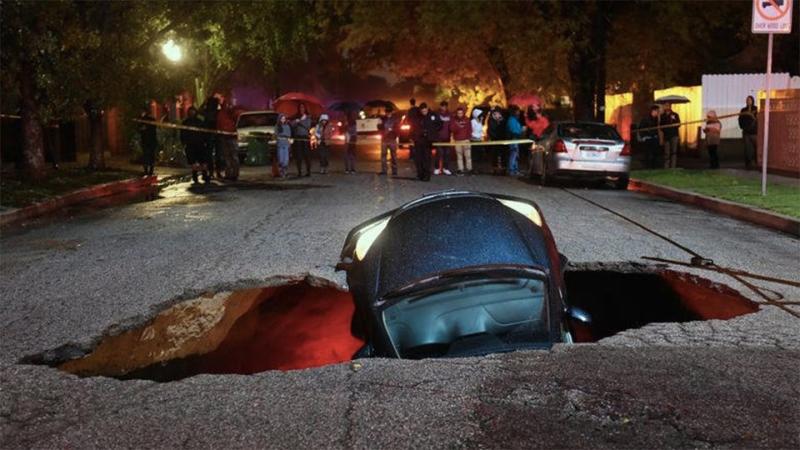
[327,101,363,113]
[364,99,399,110]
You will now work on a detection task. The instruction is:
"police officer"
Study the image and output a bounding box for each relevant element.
[410,102,441,181]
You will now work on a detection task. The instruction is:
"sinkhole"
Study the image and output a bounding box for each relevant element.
[25,265,759,382]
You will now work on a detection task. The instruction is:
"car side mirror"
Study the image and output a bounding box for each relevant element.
[566,306,591,325]
[335,257,353,272]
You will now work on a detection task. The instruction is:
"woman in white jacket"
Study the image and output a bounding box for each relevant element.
[470,108,485,172]
[703,110,722,169]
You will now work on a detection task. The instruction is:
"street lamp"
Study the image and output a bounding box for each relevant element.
[162,39,182,62]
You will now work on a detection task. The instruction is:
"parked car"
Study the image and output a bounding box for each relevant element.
[336,190,590,359]
[235,110,279,160]
[529,121,631,189]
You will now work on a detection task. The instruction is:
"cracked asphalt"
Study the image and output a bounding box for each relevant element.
[1,153,799,448]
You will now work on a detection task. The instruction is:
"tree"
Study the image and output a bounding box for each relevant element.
[335,0,563,108]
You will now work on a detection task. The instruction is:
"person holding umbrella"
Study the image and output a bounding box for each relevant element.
[660,103,681,169]
[344,111,358,174]
[292,103,313,177]
[378,107,399,176]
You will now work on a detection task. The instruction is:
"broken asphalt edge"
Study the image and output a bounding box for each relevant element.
[629,178,800,237]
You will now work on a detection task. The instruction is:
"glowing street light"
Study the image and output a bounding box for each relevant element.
[161,39,182,62]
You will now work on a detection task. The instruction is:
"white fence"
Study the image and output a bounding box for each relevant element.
[701,73,798,139]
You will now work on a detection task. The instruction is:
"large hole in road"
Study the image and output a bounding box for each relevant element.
[26,265,758,382]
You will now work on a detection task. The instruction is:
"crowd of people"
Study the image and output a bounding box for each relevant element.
[137,93,762,181]
[401,98,550,181]
[636,95,760,171]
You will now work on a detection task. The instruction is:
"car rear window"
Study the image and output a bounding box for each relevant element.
[237,113,278,128]
[559,123,621,140]
[381,277,549,359]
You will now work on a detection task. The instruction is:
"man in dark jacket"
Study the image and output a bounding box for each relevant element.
[138,105,158,176]
[378,107,399,175]
[181,107,209,183]
[203,96,221,179]
[411,102,441,181]
[217,100,239,181]
[406,98,420,161]
[487,107,506,173]
[738,95,758,169]
[660,104,680,168]
[637,105,662,169]
[434,101,452,175]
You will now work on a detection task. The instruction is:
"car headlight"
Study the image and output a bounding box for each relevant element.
[354,217,390,260]
[498,199,542,227]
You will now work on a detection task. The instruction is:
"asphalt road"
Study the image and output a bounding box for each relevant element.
[2,153,799,448]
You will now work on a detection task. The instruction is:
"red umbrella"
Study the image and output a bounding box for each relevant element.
[509,93,543,108]
[273,92,324,118]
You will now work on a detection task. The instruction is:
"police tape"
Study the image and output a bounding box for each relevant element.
[634,111,754,133]
[132,118,536,147]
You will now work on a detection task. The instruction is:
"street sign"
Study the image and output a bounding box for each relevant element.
[752,0,793,34]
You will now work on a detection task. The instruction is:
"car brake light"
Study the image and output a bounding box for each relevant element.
[554,139,567,153]
[620,142,631,156]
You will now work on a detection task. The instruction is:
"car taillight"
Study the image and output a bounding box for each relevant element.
[554,139,567,153]
[620,142,631,156]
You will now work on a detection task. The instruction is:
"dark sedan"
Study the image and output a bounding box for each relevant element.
[337,191,589,359]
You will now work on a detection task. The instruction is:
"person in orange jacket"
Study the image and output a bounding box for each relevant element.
[524,99,550,141]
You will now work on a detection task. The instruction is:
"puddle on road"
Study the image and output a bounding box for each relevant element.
[25,264,758,382]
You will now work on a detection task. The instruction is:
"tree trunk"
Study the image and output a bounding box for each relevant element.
[17,63,47,181]
[568,46,596,121]
[593,11,608,122]
[84,101,106,170]
[486,46,512,104]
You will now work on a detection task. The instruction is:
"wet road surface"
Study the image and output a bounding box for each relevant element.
[1,152,798,448]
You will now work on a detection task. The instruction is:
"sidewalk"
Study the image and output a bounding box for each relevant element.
[629,168,799,236]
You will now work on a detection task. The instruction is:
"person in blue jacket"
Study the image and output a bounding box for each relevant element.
[505,105,525,176]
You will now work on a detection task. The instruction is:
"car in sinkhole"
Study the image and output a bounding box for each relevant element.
[337,190,590,359]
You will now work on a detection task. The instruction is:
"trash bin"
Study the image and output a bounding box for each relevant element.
[244,132,270,166]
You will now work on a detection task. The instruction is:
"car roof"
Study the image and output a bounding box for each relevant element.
[373,192,553,298]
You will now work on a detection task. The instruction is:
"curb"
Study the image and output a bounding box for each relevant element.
[629,179,800,237]
[0,176,158,228]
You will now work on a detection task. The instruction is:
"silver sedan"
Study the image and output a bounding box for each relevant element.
[529,121,631,189]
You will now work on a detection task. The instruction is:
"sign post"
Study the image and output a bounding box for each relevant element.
[752,0,793,196]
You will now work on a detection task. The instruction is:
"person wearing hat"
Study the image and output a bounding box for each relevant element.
[703,110,722,169]
[378,107,399,175]
[314,114,335,174]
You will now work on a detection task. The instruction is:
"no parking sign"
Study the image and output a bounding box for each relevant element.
[752,0,793,33]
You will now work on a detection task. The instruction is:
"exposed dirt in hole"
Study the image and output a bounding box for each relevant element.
[566,263,759,341]
[27,264,758,381]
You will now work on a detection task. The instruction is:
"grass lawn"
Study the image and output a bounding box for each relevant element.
[1,167,141,209]
[631,169,800,219]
